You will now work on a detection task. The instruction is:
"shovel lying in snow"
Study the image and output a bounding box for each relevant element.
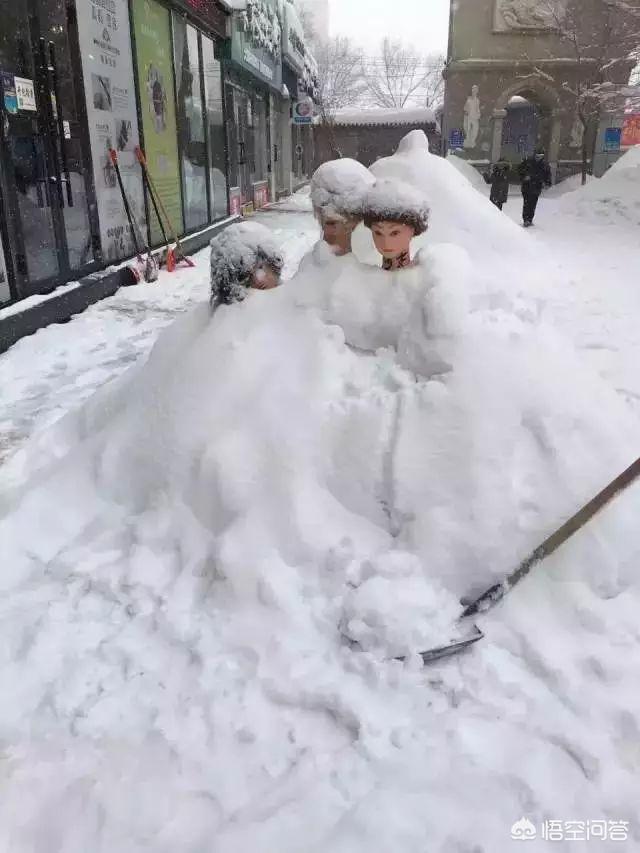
[413,454,640,665]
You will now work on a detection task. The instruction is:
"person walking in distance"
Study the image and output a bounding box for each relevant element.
[484,159,510,211]
[518,145,552,227]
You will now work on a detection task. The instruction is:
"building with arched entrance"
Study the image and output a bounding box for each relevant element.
[442,0,636,180]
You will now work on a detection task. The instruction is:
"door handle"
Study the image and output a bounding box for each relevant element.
[48,41,73,207]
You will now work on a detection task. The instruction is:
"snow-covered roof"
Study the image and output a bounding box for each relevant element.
[217,0,247,10]
[332,107,437,127]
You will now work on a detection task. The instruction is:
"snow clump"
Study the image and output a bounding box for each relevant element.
[310,158,375,221]
[209,221,284,308]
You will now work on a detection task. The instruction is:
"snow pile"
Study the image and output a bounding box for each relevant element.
[559,146,640,225]
[2,131,640,850]
[310,158,375,220]
[209,221,283,307]
[353,130,530,268]
[446,152,487,192]
[544,171,594,198]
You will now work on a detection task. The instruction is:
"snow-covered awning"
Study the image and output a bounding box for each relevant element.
[332,107,437,128]
[217,0,247,10]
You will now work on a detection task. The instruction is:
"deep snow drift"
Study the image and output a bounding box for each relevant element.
[1,132,640,851]
[559,145,640,226]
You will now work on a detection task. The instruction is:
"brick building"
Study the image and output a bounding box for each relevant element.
[314,108,441,169]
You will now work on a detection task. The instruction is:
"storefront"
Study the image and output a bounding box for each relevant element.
[279,1,305,198]
[130,0,230,243]
[0,0,101,302]
[0,0,231,306]
[225,0,282,211]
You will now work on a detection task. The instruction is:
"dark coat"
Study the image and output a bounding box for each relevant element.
[518,156,552,196]
[485,163,510,205]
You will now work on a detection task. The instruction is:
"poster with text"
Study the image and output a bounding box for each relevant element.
[132,0,183,243]
[76,0,146,262]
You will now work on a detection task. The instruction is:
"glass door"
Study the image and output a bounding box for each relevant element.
[0,0,97,297]
[225,82,253,204]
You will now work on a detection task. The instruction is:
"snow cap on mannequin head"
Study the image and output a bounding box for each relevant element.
[310,158,375,223]
[209,222,284,309]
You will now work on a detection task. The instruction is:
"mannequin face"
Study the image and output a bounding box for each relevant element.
[320,213,357,255]
[370,221,416,261]
[251,263,280,290]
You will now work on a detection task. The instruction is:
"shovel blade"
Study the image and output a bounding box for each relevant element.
[416,625,485,665]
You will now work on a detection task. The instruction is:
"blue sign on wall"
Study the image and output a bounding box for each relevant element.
[604,127,622,152]
[449,129,464,148]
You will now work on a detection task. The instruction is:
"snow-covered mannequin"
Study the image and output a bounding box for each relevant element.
[309,158,375,256]
[361,179,429,270]
[210,221,283,310]
[292,159,375,313]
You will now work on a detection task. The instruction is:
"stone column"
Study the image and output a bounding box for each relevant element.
[491,109,507,163]
[549,109,562,183]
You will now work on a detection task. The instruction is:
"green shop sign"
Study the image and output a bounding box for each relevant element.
[230,0,282,91]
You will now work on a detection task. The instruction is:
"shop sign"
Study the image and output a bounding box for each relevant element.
[131,0,184,243]
[621,114,640,147]
[292,98,313,124]
[76,0,146,261]
[603,127,622,152]
[282,4,305,74]
[243,47,275,81]
[14,76,36,111]
[230,0,282,92]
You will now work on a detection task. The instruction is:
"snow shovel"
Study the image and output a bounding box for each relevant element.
[413,454,640,665]
[135,147,195,272]
[109,149,159,283]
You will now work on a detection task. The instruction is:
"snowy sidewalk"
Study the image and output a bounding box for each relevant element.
[1,184,639,468]
[0,204,317,467]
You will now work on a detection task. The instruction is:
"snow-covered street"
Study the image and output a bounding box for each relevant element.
[1,141,640,853]
[2,173,639,468]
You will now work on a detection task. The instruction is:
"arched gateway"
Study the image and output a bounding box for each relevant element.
[442,0,634,181]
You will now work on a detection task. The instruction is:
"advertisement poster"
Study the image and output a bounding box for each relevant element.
[621,114,640,148]
[132,0,183,243]
[76,0,146,261]
[1,72,18,114]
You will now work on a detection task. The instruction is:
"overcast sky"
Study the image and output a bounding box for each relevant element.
[329,0,450,57]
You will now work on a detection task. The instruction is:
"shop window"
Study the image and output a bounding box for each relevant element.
[173,16,208,231]
[202,36,228,221]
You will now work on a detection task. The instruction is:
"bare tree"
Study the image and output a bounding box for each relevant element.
[315,36,367,157]
[423,54,446,110]
[535,0,640,183]
[363,38,438,109]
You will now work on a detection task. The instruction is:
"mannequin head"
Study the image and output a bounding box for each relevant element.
[310,158,375,254]
[210,222,284,309]
[362,179,430,270]
[368,221,417,266]
[319,211,359,255]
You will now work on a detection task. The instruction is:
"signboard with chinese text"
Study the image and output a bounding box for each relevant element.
[604,127,622,152]
[76,0,146,261]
